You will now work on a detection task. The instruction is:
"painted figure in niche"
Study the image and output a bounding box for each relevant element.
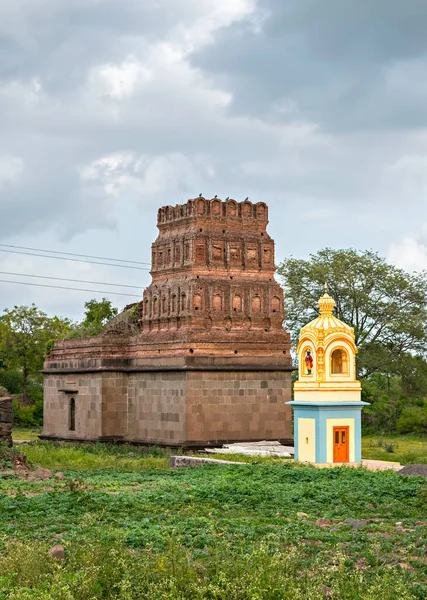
[305,349,314,375]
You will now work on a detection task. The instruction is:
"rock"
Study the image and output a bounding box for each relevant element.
[55,472,65,480]
[34,467,52,480]
[318,584,333,597]
[297,512,308,518]
[399,464,427,477]
[343,518,372,530]
[127,452,135,456]
[170,455,243,468]
[315,518,332,528]
[48,544,65,560]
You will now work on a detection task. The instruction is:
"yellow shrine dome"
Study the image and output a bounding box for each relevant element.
[297,285,356,348]
[295,285,360,396]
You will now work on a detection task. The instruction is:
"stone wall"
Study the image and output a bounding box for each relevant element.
[186,371,292,444]
[43,367,293,446]
[43,374,102,440]
[0,393,13,447]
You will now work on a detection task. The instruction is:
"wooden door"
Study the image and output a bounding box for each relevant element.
[333,426,349,463]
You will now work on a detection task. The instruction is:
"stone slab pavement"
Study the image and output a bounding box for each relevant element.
[204,441,294,457]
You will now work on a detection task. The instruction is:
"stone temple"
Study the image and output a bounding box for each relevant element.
[42,197,293,446]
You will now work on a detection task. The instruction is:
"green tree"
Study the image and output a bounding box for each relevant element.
[277,248,427,380]
[82,298,118,330]
[0,305,70,403]
[67,298,119,338]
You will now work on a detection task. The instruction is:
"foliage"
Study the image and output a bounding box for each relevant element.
[0,369,23,395]
[396,407,427,434]
[0,537,420,600]
[0,444,426,598]
[361,372,427,434]
[12,398,43,427]
[67,298,119,338]
[0,305,71,403]
[277,248,427,380]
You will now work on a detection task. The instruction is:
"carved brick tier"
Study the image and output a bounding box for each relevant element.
[144,197,290,359]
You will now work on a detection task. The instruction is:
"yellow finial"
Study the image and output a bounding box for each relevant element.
[318,283,335,315]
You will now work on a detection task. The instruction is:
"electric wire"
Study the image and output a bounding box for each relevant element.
[0,271,142,289]
[0,279,141,297]
[0,248,151,270]
[0,243,151,266]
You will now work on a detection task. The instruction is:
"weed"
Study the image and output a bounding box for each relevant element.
[64,477,87,493]
[384,442,396,453]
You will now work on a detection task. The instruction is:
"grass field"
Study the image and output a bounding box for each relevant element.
[12,427,42,441]
[1,441,427,599]
[362,435,427,464]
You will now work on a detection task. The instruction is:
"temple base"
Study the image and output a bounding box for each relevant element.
[43,358,293,445]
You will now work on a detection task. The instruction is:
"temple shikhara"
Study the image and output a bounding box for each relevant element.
[42,197,293,446]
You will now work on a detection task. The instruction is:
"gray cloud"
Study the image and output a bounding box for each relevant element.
[0,0,426,317]
[192,0,427,131]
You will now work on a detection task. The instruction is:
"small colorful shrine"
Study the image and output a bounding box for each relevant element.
[288,285,368,465]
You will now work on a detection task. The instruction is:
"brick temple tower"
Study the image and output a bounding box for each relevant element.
[42,197,293,446]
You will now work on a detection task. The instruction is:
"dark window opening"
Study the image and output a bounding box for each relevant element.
[69,397,76,431]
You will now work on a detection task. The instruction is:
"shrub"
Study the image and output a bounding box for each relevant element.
[0,369,23,395]
[396,406,427,434]
[362,400,400,433]
[383,442,396,453]
[12,399,43,427]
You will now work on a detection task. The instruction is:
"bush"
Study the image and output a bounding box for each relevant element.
[396,406,427,434]
[0,369,23,395]
[12,398,43,427]
[362,400,400,433]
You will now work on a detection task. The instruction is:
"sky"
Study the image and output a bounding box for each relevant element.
[1,0,427,321]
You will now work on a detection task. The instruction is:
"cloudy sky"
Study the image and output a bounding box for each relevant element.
[1,0,427,320]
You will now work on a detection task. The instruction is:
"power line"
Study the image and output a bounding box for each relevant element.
[0,271,142,289]
[0,248,151,271]
[0,243,151,266]
[0,279,141,297]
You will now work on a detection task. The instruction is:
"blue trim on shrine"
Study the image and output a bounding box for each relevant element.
[286,400,369,463]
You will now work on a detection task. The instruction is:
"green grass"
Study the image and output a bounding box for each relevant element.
[22,441,170,471]
[363,434,427,464]
[0,441,427,598]
[12,427,42,441]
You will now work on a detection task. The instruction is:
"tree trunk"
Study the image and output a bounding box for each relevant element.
[23,365,29,405]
